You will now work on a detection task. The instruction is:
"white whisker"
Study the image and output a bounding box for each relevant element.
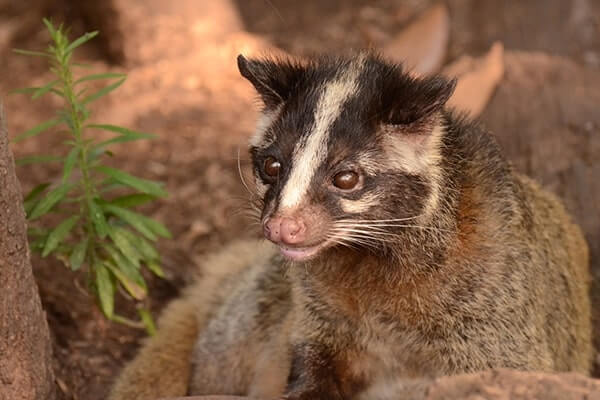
[237,147,254,197]
[338,233,396,244]
[336,216,421,223]
[330,233,383,250]
[332,227,400,237]
[328,237,360,251]
[334,223,451,234]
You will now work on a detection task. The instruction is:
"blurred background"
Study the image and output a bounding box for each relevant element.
[0,1,599,399]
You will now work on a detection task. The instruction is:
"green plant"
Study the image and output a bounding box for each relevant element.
[12,19,171,333]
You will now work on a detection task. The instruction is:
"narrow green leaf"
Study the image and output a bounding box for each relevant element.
[146,260,165,278]
[24,183,51,215]
[102,204,157,241]
[102,242,139,274]
[99,181,127,193]
[95,136,148,148]
[75,72,126,85]
[29,236,48,253]
[73,62,93,69]
[65,31,99,54]
[107,227,142,268]
[62,147,80,183]
[12,48,50,57]
[24,183,51,203]
[54,242,73,254]
[89,198,109,239]
[42,18,57,40]
[104,245,145,280]
[82,78,125,105]
[42,215,79,257]
[142,218,171,239]
[32,80,58,99]
[76,87,88,99]
[69,238,88,271]
[11,87,40,94]
[10,87,35,95]
[12,118,62,143]
[95,262,115,318]
[88,124,155,139]
[96,166,167,197]
[29,184,72,220]
[10,86,63,98]
[138,309,156,336]
[118,228,159,261]
[105,261,147,300]
[28,226,48,237]
[89,146,106,162]
[50,88,65,98]
[16,155,61,166]
[108,193,157,208]
[89,124,156,147]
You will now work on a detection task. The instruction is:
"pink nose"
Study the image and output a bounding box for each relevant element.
[263,217,306,245]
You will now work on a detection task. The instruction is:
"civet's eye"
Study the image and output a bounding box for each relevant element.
[333,171,360,190]
[264,156,281,177]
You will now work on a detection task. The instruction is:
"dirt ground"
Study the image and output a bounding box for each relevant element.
[0,1,599,399]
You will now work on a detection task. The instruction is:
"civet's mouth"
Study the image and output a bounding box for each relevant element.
[278,241,328,262]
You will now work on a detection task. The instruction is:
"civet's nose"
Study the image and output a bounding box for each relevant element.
[263,216,306,245]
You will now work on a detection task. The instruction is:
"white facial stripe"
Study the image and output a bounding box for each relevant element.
[279,60,364,210]
[383,123,444,173]
[339,191,382,214]
[249,105,282,149]
[383,123,445,219]
[357,151,382,175]
[415,124,443,219]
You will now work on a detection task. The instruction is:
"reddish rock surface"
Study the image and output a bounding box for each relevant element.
[425,369,600,400]
[160,370,600,399]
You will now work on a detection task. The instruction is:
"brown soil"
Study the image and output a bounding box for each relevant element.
[0,1,599,399]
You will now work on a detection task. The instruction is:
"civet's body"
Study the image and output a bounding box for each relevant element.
[110,53,592,400]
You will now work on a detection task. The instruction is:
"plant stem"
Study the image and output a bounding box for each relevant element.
[53,40,97,259]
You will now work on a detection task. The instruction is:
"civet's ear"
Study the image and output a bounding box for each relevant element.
[237,54,305,109]
[386,75,457,126]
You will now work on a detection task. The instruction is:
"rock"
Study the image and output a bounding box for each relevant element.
[158,370,600,400]
[425,369,600,400]
[166,397,246,400]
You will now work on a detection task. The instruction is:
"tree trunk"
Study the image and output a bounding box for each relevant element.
[0,101,56,400]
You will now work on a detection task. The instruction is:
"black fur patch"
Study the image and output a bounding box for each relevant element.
[238,55,306,109]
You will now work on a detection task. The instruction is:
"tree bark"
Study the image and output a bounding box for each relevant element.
[0,101,56,400]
